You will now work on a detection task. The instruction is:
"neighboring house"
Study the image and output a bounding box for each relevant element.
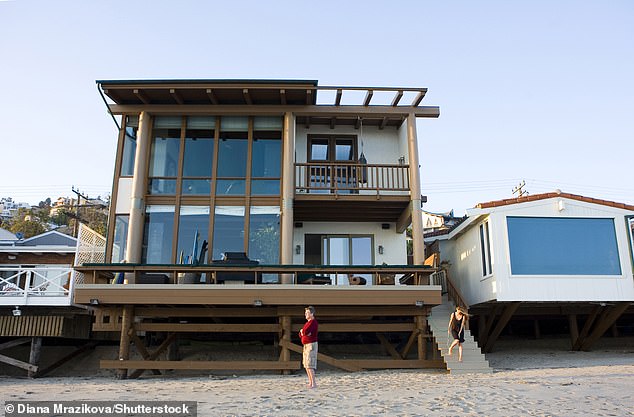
[0,227,100,376]
[73,79,443,377]
[425,191,634,352]
[0,198,31,220]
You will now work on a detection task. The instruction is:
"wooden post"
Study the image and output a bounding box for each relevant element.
[478,315,487,347]
[568,314,579,349]
[579,302,629,351]
[533,319,541,339]
[415,315,425,360]
[279,315,292,375]
[28,337,42,378]
[280,113,296,284]
[117,305,134,379]
[406,113,425,264]
[483,302,520,353]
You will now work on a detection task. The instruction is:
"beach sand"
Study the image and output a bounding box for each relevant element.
[2,338,634,416]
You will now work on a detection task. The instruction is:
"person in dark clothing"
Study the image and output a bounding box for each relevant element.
[447,306,468,362]
[299,305,318,388]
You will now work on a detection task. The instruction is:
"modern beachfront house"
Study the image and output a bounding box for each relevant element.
[426,192,634,352]
[73,79,444,377]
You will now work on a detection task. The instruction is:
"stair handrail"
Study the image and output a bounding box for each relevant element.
[442,265,468,311]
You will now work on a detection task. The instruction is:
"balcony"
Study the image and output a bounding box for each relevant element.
[294,163,411,222]
[0,266,74,306]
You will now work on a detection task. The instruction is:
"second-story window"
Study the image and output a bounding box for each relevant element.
[149,117,181,195]
[216,117,248,195]
[120,116,138,177]
[182,117,215,195]
[251,117,282,195]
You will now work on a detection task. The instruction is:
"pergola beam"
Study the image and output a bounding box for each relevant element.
[280,89,287,105]
[411,90,427,106]
[133,89,150,105]
[363,90,373,106]
[243,89,253,105]
[205,89,219,105]
[335,89,342,105]
[391,90,403,106]
[169,89,184,105]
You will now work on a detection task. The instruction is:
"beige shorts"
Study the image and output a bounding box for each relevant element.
[302,342,318,369]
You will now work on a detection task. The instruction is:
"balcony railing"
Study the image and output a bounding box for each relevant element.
[75,264,435,286]
[0,266,74,306]
[295,163,410,195]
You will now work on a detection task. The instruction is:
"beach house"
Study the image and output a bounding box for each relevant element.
[73,79,445,377]
[426,192,634,352]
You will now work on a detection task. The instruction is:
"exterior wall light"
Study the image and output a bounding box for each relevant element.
[295,245,301,255]
[378,245,384,255]
[415,300,424,307]
[253,299,263,307]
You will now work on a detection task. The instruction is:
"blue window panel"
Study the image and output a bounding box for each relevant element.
[507,217,621,275]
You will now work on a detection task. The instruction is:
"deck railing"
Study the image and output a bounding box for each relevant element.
[0,266,74,306]
[295,163,410,195]
[75,264,436,286]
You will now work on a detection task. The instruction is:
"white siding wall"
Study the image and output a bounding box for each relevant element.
[115,178,133,214]
[438,220,497,306]
[446,198,634,304]
[292,222,407,265]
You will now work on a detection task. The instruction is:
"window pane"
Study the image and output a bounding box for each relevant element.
[111,215,129,262]
[149,133,180,177]
[212,206,245,260]
[182,179,211,195]
[183,130,214,177]
[507,217,621,275]
[251,180,280,195]
[248,206,280,264]
[149,179,177,195]
[177,206,210,264]
[335,138,354,161]
[310,138,329,161]
[252,138,281,177]
[217,136,247,177]
[216,180,246,195]
[121,126,137,176]
[142,205,175,264]
[351,237,372,265]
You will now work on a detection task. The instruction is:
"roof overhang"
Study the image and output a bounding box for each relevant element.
[97,79,440,128]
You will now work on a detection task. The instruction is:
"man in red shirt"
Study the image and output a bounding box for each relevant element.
[299,305,318,388]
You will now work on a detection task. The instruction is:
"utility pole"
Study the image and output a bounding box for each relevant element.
[71,186,89,237]
[512,180,529,198]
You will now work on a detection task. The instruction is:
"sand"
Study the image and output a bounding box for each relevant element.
[2,339,634,416]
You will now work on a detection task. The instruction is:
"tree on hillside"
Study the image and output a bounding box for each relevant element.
[7,208,47,238]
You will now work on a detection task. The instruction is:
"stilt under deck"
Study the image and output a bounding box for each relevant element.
[74,284,444,378]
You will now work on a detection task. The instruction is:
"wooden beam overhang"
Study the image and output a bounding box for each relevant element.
[363,90,373,106]
[280,89,286,105]
[133,89,150,105]
[205,88,219,104]
[107,104,440,118]
[169,89,184,104]
[335,89,342,105]
[391,90,403,106]
[243,88,252,105]
[411,90,427,106]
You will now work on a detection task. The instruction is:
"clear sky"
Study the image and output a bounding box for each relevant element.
[1,0,632,216]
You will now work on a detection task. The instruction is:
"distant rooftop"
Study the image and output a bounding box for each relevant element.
[476,191,634,211]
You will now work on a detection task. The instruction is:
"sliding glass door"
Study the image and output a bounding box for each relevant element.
[322,235,373,285]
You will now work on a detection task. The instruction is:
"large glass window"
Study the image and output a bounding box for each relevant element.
[248,206,280,264]
[177,206,210,265]
[507,217,621,275]
[149,117,181,195]
[251,117,281,195]
[182,117,215,195]
[322,235,373,285]
[212,206,245,260]
[121,116,137,177]
[142,205,175,264]
[111,215,129,263]
[479,221,492,276]
[216,117,248,195]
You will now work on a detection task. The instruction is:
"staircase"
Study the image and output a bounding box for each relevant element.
[428,295,492,374]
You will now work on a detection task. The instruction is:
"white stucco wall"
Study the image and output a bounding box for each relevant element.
[295,125,405,165]
[443,198,634,304]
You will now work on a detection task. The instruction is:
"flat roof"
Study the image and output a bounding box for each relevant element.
[97,78,439,127]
